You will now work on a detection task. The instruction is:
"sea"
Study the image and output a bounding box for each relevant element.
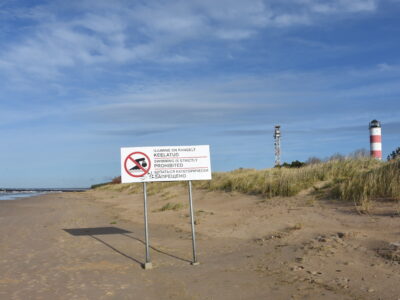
[0,188,88,200]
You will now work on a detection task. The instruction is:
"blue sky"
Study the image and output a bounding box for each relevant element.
[1,0,400,188]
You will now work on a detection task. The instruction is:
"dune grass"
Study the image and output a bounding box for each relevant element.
[93,158,400,210]
[194,158,382,198]
[333,159,400,208]
[95,180,182,195]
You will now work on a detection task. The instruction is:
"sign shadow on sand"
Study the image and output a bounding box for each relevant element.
[63,227,191,267]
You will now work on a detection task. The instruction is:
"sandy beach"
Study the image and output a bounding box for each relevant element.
[1,186,400,300]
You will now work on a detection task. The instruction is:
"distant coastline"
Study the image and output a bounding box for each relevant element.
[0,188,88,201]
[0,188,88,192]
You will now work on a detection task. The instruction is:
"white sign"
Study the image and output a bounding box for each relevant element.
[121,145,212,183]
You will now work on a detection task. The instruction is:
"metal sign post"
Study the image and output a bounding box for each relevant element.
[188,181,199,265]
[143,182,152,269]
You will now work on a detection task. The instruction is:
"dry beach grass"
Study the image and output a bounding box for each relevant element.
[99,157,398,210]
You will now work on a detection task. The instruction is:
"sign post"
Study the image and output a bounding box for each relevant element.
[121,145,212,269]
[188,180,199,265]
[143,182,152,269]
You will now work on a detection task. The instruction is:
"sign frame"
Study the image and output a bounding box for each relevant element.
[121,145,212,183]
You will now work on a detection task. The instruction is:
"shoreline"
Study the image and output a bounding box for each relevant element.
[0,188,88,192]
[0,191,56,201]
[0,188,89,201]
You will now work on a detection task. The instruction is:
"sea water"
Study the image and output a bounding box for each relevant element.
[0,190,50,200]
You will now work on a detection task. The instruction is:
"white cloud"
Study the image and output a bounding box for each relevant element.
[377,63,400,71]
[215,29,256,40]
[307,0,377,13]
[49,63,397,136]
[0,0,387,81]
[271,13,311,27]
[296,0,380,14]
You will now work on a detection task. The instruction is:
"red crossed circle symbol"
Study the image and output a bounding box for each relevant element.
[124,152,151,178]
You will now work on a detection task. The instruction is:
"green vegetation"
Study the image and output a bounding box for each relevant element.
[93,157,400,211]
[91,182,111,189]
[279,160,306,168]
[157,202,184,212]
[195,158,382,198]
[91,176,121,189]
[333,159,400,207]
[94,180,181,194]
[387,147,400,161]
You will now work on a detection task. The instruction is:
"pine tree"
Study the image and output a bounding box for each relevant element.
[387,147,400,161]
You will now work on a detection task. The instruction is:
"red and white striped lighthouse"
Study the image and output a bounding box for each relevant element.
[369,120,382,160]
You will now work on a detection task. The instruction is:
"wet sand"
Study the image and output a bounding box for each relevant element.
[1,187,400,299]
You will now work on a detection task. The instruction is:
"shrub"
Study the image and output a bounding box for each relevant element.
[306,156,322,165]
[387,147,400,161]
[111,176,121,184]
[281,160,306,168]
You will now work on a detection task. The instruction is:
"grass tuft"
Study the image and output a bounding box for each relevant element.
[157,202,184,212]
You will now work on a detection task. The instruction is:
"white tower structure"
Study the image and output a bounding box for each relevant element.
[274,125,281,166]
[369,120,382,160]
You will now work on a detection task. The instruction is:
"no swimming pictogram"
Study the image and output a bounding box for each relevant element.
[124,152,151,178]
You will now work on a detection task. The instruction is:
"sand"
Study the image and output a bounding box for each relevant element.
[1,185,400,300]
